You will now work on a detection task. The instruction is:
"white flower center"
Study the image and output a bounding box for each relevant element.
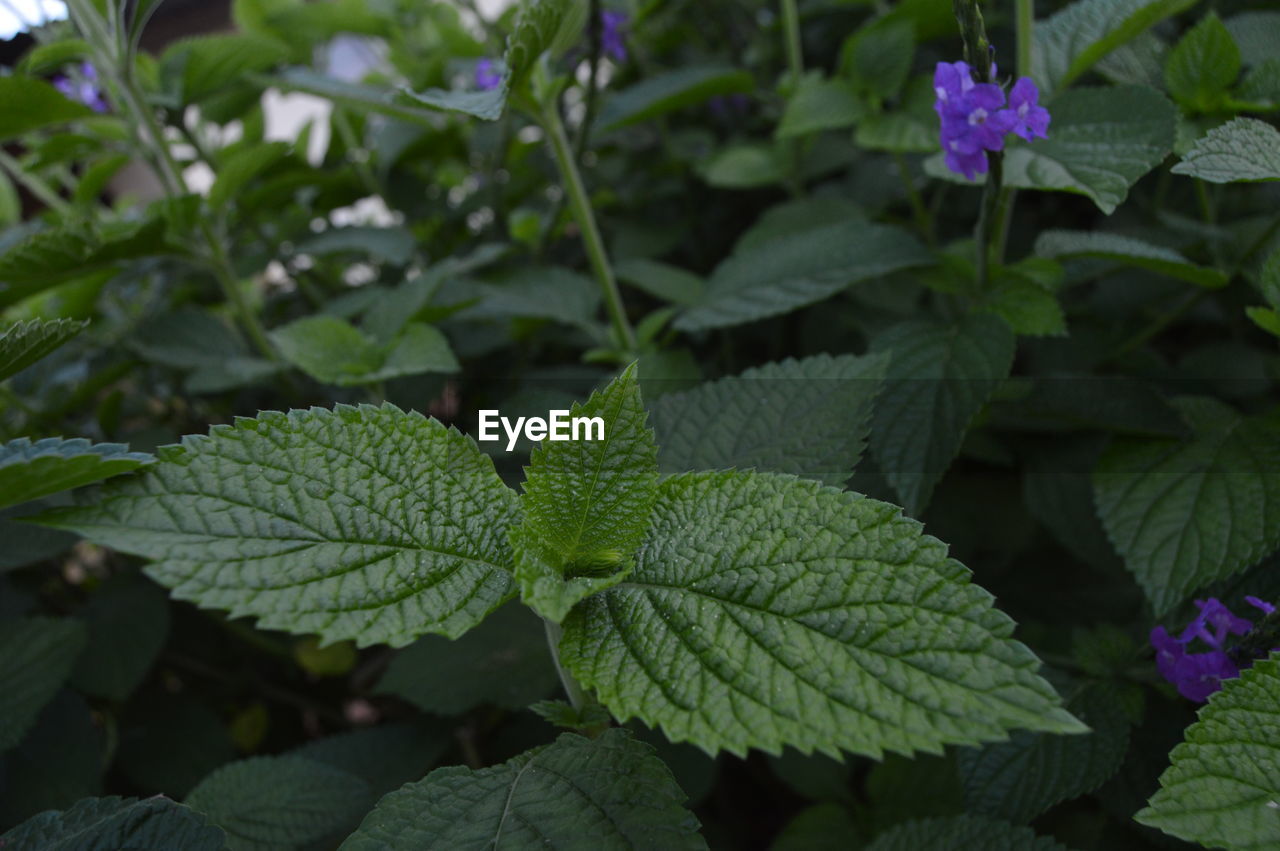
[968,108,987,126]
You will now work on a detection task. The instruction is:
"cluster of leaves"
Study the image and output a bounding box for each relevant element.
[2,0,1280,849]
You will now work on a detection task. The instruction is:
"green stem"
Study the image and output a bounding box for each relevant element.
[543,618,589,712]
[199,219,277,360]
[780,0,804,86]
[540,101,637,352]
[975,153,1003,291]
[0,149,70,214]
[1015,0,1034,79]
[894,152,933,246]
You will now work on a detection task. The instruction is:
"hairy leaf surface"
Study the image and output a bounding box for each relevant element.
[1171,117,1280,183]
[0,438,153,511]
[869,313,1015,516]
[0,319,87,382]
[1034,230,1228,288]
[560,471,1085,759]
[599,66,755,132]
[0,796,225,851]
[339,730,704,850]
[1094,399,1280,613]
[650,353,887,486]
[1137,655,1280,850]
[513,365,658,622]
[40,405,521,647]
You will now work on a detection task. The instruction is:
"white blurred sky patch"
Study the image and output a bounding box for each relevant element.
[0,0,66,38]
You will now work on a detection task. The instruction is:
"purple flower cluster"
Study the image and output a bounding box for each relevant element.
[53,62,108,114]
[1151,596,1277,702]
[601,10,628,63]
[934,60,1049,180]
[475,58,503,92]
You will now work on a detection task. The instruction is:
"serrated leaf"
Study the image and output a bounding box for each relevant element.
[398,84,509,122]
[271,317,458,386]
[1171,117,1280,183]
[927,86,1176,215]
[0,319,87,382]
[513,364,658,622]
[842,16,915,102]
[959,683,1130,822]
[209,141,291,210]
[865,814,1070,851]
[869,313,1015,517]
[1094,399,1280,614]
[39,405,521,647]
[69,575,170,701]
[291,722,453,799]
[1165,13,1241,113]
[674,220,929,332]
[598,66,755,133]
[776,75,866,140]
[339,730,705,850]
[0,77,95,141]
[559,471,1085,759]
[982,269,1066,338]
[376,601,558,714]
[650,353,887,486]
[1226,12,1280,68]
[1136,654,1280,850]
[1032,0,1198,94]
[0,796,225,851]
[0,617,87,751]
[185,756,370,850]
[1035,229,1228,288]
[0,438,154,511]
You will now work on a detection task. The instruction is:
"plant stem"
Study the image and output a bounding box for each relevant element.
[975,153,1003,291]
[540,101,637,352]
[1015,0,1034,79]
[0,149,70,214]
[780,0,804,86]
[543,618,589,711]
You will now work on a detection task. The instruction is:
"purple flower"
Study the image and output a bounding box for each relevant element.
[1006,77,1050,141]
[53,62,108,113]
[475,58,503,91]
[1151,597,1275,702]
[1247,595,1276,615]
[934,61,1015,180]
[601,10,627,63]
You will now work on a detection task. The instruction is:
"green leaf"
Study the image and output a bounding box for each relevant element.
[464,266,601,331]
[1094,399,1280,614]
[1247,306,1280,338]
[298,226,416,266]
[69,575,170,702]
[16,39,91,76]
[674,220,929,332]
[0,617,87,751]
[865,814,1070,851]
[0,796,225,850]
[398,84,510,122]
[650,353,888,486]
[560,471,1085,759]
[39,405,521,647]
[504,0,587,88]
[513,364,658,622]
[869,313,1015,517]
[0,77,95,141]
[598,66,755,133]
[185,756,370,850]
[1165,14,1241,113]
[1034,229,1229,288]
[271,317,458,386]
[1171,117,1280,183]
[0,319,88,382]
[773,804,864,850]
[732,197,866,254]
[855,75,938,153]
[1226,12,1280,68]
[269,68,469,125]
[776,75,866,140]
[0,438,154,511]
[928,86,1176,215]
[1136,654,1280,850]
[376,602,559,714]
[339,730,705,850]
[958,683,1131,822]
[696,144,788,190]
[208,141,291,210]
[614,259,705,306]
[1032,0,1198,94]
[982,265,1067,338]
[0,691,105,824]
[842,16,915,102]
[163,34,291,103]
[291,722,451,800]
